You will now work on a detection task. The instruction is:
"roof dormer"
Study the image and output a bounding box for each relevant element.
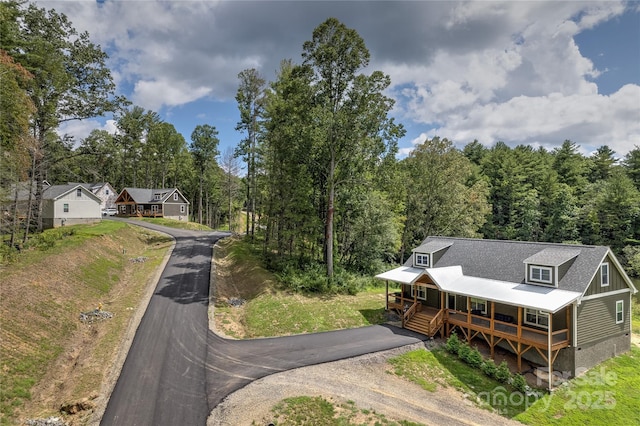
[412,240,453,268]
[523,247,580,287]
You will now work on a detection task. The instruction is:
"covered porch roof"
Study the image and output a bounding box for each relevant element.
[376,265,581,313]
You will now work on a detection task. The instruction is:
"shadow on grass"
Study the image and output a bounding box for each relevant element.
[431,348,539,418]
[359,307,387,324]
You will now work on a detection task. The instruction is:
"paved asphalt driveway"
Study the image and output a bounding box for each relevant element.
[100,221,425,426]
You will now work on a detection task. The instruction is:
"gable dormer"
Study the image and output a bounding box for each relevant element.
[523,247,580,287]
[412,240,453,268]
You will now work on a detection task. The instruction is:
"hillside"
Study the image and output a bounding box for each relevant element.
[0,222,173,425]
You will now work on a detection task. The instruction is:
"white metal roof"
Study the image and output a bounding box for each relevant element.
[375,266,424,284]
[426,266,581,313]
[376,265,582,313]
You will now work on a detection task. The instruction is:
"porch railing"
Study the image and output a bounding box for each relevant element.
[402,301,419,327]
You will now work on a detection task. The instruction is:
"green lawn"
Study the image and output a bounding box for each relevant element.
[515,346,640,425]
[137,217,213,230]
[268,396,423,426]
[243,289,387,337]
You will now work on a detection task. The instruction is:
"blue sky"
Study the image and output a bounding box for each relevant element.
[41,1,640,161]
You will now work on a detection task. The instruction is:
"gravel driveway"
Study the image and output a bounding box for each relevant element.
[207,341,522,426]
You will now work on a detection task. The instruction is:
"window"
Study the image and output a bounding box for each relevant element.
[63,203,69,213]
[411,285,427,300]
[601,263,609,287]
[524,308,549,328]
[76,188,82,197]
[180,205,185,213]
[173,193,178,201]
[154,194,161,200]
[470,298,486,315]
[616,300,624,324]
[105,189,109,195]
[530,265,552,284]
[414,253,430,267]
[151,205,158,213]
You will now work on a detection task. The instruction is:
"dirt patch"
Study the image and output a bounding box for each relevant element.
[209,237,275,339]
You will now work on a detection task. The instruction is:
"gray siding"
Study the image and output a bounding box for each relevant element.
[432,248,447,265]
[576,292,631,346]
[557,258,576,282]
[583,254,630,297]
[425,288,440,308]
[164,202,187,217]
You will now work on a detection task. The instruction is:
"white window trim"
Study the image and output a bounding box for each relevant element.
[616,300,624,324]
[601,263,609,287]
[414,253,430,267]
[529,265,553,284]
[411,285,427,301]
[524,308,549,329]
[470,297,487,315]
[173,193,178,201]
[180,205,185,213]
[151,205,159,212]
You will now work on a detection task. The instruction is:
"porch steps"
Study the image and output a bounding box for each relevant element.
[404,312,443,337]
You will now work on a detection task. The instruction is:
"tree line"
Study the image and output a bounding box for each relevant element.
[1,3,639,280]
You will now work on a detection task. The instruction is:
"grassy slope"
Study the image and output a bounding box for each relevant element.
[212,237,387,339]
[0,222,172,425]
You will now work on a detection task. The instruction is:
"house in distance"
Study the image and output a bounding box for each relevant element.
[376,237,637,386]
[115,188,190,221]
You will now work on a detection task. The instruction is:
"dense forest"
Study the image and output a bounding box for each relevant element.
[2,3,639,281]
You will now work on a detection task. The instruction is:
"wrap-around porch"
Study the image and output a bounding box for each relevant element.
[385,281,570,374]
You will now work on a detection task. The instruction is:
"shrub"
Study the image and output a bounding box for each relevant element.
[445,333,461,355]
[512,373,528,393]
[466,346,483,368]
[495,360,512,383]
[480,358,498,378]
[457,343,471,363]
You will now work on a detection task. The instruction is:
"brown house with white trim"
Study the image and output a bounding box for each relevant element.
[115,188,189,221]
[376,237,637,386]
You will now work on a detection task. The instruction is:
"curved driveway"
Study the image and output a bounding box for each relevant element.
[100,221,425,426]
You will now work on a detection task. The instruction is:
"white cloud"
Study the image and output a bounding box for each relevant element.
[132,80,212,111]
[36,0,638,157]
[57,119,118,146]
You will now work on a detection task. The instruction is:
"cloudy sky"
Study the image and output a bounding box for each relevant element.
[40,0,640,159]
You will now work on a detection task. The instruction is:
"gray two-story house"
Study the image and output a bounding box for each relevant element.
[115,188,190,221]
[376,237,637,386]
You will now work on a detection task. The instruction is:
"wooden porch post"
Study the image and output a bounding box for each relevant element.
[401,284,405,328]
[385,280,389,311]
[466,297,471,342]
[566,306,571,345]
[490,301,495,358]
[517,307,522,372]
[548,313,553,391]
